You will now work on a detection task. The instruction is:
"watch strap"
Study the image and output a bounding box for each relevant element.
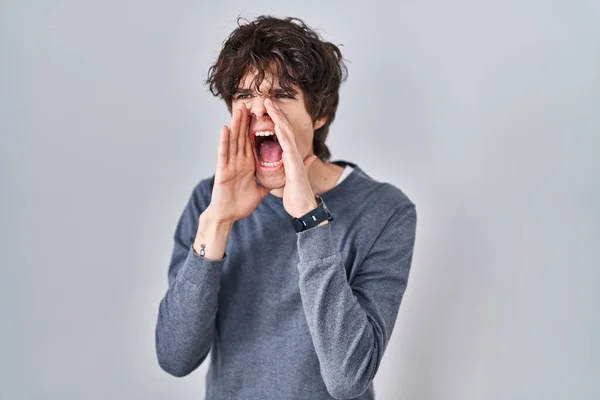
[291,195,334,232]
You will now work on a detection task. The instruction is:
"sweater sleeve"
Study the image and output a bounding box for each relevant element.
[155,183,223,377]
[297,205,417,399]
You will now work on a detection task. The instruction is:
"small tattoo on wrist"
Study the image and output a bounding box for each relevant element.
[199,244,206,257]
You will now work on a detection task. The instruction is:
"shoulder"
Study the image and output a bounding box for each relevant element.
[341,162,415,214]
[373,181,415,214]
[327,162,416,242]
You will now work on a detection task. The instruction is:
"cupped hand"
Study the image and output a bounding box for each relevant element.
[206,104,270,223]
[264,98,318,218]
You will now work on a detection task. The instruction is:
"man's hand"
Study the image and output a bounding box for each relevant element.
[264,98,319,218]
[193,104,269,260]
[206,104,270,224]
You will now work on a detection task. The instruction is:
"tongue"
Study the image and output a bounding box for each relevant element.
[259,141,283,162]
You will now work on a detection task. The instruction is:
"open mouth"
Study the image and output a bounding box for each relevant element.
[254,131,283,168]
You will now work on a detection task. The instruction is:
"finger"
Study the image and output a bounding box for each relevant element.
[238,104,249,157]
[217,125,229,170]
[229,108,240,159]
[265,99,297,154]
[264,99,293,134]
[273,123,299,157]
[274,123,305,178]
[245,126,254,159]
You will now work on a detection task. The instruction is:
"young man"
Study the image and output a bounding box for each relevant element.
[156,16,417,400]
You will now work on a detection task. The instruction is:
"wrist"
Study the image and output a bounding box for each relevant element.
[292,196,319,218]
[201,206,235,229]
[291,195,333,233]
[193,209,233,260]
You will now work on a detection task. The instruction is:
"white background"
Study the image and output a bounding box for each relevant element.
[1,1,598,399]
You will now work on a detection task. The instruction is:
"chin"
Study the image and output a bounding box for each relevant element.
[255,170,285,190]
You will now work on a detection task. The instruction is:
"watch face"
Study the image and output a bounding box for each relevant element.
[292,218,305,232]
[323,202,334,222]
[319,198,332,218]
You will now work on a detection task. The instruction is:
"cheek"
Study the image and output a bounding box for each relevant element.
[299,133,315,157]
[289,119,314,154]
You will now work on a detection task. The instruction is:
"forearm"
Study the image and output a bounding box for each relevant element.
[298,205,416,398]
[155,247,223,376]
[156,210,232,377]
[297,225,381,399]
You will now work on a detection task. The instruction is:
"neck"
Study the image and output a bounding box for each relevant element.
[269,158,344,198]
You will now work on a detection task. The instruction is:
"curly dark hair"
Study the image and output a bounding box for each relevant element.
[206,16,348,161]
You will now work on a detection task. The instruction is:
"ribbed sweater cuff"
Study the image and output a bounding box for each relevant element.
[178,245,224,286]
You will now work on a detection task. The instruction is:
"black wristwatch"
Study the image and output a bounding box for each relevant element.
[291,195,334,233]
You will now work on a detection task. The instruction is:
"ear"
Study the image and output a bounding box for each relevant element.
[313,116,327,131]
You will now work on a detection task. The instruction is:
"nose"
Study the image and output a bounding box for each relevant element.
[248,96,269,119]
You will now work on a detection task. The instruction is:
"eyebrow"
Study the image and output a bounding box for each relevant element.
[272,88,297,95]
[234,88,253,96]
[234,87,297,96]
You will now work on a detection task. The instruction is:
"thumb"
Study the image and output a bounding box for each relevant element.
[303,155,318,171]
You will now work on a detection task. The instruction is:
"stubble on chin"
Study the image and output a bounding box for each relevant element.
[255,172,286,191]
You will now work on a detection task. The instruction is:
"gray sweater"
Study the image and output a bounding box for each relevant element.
[155,162,417,399]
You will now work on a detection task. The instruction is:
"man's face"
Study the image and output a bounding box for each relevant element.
[232,71,326,190]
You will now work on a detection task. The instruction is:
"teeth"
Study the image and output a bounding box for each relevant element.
[255,131,274,137]
[260,160,282,167]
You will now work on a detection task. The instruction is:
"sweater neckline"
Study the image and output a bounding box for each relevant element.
[264,160,362,206]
